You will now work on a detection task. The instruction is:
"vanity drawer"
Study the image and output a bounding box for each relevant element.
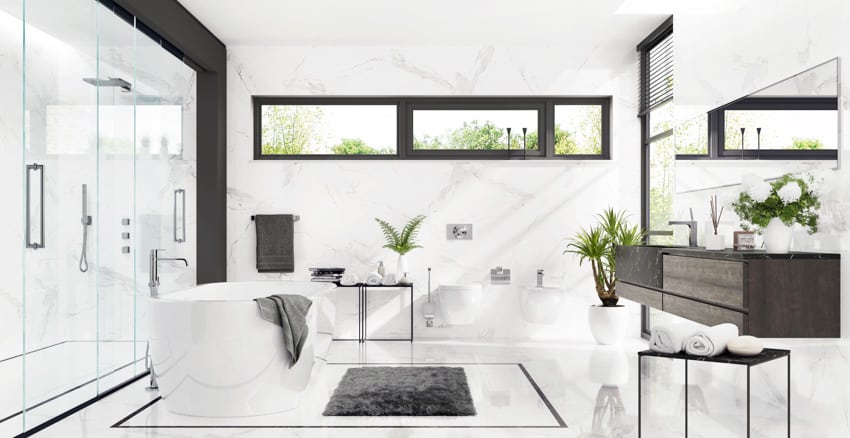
[617,282,662,308]
[663,255,745,309]
[663,294,746,331]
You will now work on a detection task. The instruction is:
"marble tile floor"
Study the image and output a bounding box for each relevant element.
[0,340,146,438]
[12,338,850,437]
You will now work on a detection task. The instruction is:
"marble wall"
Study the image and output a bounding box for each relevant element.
[669,0,850,336]
[226,45,644,340]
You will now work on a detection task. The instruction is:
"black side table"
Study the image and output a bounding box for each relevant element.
[638,348,790,438]
[333,283,414,343]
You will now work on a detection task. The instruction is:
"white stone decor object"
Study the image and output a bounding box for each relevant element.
[727,335,764,356]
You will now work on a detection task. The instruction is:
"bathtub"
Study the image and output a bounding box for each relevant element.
[148,281,336,417]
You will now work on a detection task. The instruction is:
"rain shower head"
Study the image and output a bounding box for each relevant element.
[82,77,132,92]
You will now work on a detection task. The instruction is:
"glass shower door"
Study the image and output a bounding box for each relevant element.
[94,2,139,391]
[0,2,25,435]
[133,15,198,366]
[21,0,100,429]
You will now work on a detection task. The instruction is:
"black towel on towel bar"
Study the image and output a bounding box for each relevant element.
[255,214,295,273]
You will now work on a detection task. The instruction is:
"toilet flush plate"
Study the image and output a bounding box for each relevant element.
[447,224,473,240]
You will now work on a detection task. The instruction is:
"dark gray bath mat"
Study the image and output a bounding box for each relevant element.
[323,366,477,416]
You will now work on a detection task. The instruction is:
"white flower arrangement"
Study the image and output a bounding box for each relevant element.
[747,181,773,203]
[777,182,802,203]
[732,173,821,234]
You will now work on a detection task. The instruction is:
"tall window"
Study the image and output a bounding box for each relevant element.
[254,97,610,160]
[638,17,675,339]
[638,17,675,245]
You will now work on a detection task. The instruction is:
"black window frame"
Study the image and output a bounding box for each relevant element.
[638,16,674,340]
[252,96,611,160]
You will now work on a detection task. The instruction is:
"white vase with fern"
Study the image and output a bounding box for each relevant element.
[374,215,426,285]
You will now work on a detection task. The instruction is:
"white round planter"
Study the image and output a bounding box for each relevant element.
[763,217,792,253]
[588,305,628,345]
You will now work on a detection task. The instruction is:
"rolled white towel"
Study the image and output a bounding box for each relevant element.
[649,322,703,354]
[684,323,739,357]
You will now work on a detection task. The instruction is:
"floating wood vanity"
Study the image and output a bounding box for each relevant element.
[616,246,840,337]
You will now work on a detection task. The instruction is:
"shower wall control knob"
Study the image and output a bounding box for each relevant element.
[122,232,130,240]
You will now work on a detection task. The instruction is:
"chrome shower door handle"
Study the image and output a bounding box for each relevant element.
[173,188,186,243]
[26,163,45,249]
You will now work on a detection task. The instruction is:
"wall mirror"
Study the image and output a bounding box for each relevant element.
[675,57,840,161]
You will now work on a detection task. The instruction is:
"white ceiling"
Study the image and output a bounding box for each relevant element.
[178,0,671,47]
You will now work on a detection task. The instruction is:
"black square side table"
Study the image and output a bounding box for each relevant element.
[638,348,790,438]
[332,283,414,343]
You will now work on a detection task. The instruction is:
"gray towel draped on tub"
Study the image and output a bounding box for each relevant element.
[255,294,313,368]
[255,214,295,273]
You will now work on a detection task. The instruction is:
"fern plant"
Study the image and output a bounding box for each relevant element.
[374,215,426,255]
[565,208,644,306]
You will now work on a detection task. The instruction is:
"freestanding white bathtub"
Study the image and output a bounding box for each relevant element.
[148,281,336,417]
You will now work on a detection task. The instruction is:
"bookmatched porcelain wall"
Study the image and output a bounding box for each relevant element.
[226,45,644,340]
[671,0,850,336]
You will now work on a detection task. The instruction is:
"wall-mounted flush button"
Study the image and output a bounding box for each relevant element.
[121,246,131,254]
[121,232,130,240]
[121,218,130,226]
[447,224,473,240]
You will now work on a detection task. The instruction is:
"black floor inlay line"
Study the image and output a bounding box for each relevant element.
[517,363,567,427]
[111,397,162,428]
[112,362,568,429]
[0,358,145,425]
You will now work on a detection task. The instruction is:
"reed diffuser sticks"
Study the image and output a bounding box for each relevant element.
[710,194,724,235]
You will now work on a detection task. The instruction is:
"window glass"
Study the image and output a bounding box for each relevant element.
[412,109,538,151]
[260,105,397,155]
[674,114,708,155]
[553,105,603,154]
[723,109,837,150]
[648,100,673,138]
[648,134,676,246]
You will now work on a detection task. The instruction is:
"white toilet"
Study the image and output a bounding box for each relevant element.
[520,286,563,324]
[438,284,483,325]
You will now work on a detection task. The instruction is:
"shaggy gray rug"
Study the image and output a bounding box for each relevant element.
[322,366,477,416]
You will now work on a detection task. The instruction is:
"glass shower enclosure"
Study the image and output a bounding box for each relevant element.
[0,0,197,434]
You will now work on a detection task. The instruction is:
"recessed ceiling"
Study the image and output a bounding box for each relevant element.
[178,0,670,47]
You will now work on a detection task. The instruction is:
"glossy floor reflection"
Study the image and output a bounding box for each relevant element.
[19,338,850,437]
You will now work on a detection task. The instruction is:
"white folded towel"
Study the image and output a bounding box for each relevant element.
[649,322,703,354]
[684,323,739,357]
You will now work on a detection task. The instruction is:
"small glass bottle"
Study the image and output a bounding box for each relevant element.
[377,261,386,277]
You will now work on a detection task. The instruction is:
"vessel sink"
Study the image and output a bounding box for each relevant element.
[520,286,563,324]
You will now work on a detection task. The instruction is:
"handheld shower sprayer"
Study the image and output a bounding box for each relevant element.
[79,184,92,272]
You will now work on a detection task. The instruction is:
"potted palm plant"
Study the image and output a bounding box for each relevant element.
[375,215,426,284]
[566,208,644,345]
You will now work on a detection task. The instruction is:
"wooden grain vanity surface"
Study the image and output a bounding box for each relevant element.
[662,255,746,309]
[663,294,746,330]
[617,282,662,308]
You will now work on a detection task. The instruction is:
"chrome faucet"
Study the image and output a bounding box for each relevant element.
[537,270,544,287]
[668,220,698,247]
[148,249,188,297]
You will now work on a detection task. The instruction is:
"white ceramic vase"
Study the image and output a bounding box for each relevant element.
[763,217,792,253]
[397,254,409,276]
[588,305,628,345]
[705,233,725,250]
